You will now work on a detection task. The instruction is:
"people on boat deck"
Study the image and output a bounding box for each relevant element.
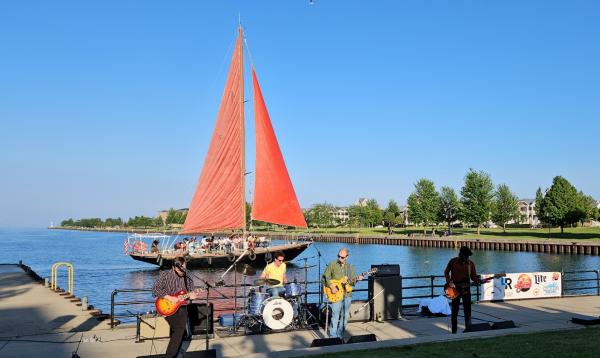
[151,240,159,253]
[152,257,199,358]
[260,251,287,297]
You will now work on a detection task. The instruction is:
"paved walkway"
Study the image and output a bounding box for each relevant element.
[1,264,600,358]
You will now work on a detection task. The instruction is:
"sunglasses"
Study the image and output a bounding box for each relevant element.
[338,255,348,259]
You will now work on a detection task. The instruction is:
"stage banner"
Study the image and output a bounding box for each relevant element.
[479,271,562,301]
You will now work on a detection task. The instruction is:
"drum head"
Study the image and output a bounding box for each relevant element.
[261,298,293,330]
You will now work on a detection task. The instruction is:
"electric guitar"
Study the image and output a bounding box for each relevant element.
[324,268,378,303]
[156,282,224,316]
[444,273,505,300]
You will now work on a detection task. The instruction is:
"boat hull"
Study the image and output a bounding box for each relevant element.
[129,242,311,269]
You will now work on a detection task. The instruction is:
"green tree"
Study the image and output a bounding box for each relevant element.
[383,200,401,233]
[460,169,494,234]
[575,192,598,225]
[534,187,546,227]
[543,176,580,233]
[491,184,520,232]
[365,199,383,227]
[61,218,74,227]
[407,179,440,233]
[305,203,336,228]
[438,186,460,234]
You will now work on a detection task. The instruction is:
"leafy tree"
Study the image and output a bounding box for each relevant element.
[61,218,74,227]
[365,199,383,227]
[438,186,460,233]
[543,176,580,233]
[460,169,494,234]
[165,208,186,225]
[154,216,165,227]
[407,179,440,233]
[383,200,401,232]
[534,187,546,227]
[491,184,520,232]
[305,203,336,228]
[575,192,598,225]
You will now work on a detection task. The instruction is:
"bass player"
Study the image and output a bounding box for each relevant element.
[152,257,200,358]
[321,248,364,339]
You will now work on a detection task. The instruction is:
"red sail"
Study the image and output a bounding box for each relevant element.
[182,30,245,234]
[251,69,307,228]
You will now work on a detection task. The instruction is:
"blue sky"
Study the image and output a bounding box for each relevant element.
[1,1,599,227]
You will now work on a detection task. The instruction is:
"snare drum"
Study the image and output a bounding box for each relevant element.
[247,291,270,315]
[284,282,302,298]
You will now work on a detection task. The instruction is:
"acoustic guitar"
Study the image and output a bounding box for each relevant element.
[324,268,378,303]
[444,273,506,300]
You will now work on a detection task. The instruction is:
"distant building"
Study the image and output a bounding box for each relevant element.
[333,207,349,223]
[515,199,539,227]
[356,198,369,207]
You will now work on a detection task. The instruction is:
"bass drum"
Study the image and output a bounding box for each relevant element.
[261,297,294,330]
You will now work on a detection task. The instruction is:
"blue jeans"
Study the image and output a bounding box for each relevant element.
[329,296,351,338]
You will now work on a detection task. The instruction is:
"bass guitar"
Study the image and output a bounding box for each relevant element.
[444,273,505,300]
[324,268,378,303]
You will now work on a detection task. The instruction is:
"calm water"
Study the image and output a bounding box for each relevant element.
[3,228,600,318]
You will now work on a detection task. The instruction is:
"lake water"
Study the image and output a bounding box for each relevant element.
[3,228,600,320]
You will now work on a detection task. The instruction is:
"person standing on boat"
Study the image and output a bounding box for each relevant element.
[322,248,364,339]
[444,246,480,334]
[152,257,200,358]
[259,251,288,297]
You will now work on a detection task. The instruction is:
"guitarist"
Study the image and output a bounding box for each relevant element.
[152,257,200,358]
[322,248,364,339]
[444,246,480,334]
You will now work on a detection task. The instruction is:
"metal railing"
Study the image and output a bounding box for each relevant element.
[110,269,600,328]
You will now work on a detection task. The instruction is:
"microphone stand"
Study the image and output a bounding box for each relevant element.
[313,243,324,306]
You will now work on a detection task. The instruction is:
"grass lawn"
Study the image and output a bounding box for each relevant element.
[303,326,600,357]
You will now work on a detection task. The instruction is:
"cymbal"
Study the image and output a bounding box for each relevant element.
[254,278,280,286]
[235,264,256,276]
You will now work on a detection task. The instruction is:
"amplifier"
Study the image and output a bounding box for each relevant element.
[371,264,400,277]
[369,276,402,321]
[188,303,214,335]
[349,300,370,322]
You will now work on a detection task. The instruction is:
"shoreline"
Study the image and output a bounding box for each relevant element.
[49,226,600,256]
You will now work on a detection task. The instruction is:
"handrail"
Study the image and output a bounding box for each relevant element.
[110,269,600,329]
[51,262,74,295]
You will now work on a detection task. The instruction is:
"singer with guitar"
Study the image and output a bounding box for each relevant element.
[444,246,481,334]
[152,257,200,358]
[321,248,364,339]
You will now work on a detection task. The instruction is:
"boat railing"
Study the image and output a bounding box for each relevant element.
[109,268,600,329]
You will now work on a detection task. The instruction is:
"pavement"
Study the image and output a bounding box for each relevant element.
[2,264,600,358]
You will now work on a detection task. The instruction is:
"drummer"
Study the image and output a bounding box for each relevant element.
[259,251,287,297]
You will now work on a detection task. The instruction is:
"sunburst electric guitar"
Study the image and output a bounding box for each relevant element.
[155,282,223,316]
[444,273,506,300]
[324,268,378,303]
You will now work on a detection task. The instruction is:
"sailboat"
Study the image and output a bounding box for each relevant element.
[128,27,311,268]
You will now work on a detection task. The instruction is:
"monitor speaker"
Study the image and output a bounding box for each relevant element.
[571,316,600,325]
[491,320,516,330]
[346,334,377,344]
[188,303,214,335]
[310,337,344,347]
[463,323,491,332]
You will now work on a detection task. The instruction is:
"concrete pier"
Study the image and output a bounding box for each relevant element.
[2,263,600,357]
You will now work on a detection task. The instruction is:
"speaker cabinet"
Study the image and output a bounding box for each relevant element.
[349,300,370,322]
[346,334,377,344]
[464,323,491,332]
[139,315,170,339]
[184,350,217,358]
[371,264,400,277]
[369,276,402,321]
[491,320,516,330]
[188,303,214,335]
[310,337,344,347]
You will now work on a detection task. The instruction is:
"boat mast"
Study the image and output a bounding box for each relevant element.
[239,25,246,237]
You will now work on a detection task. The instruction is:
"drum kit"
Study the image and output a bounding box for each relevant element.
[233,263,317,332]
